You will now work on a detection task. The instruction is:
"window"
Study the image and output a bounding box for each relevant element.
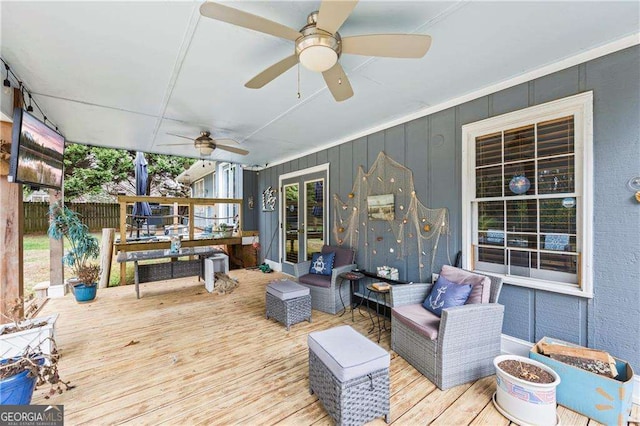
[462,92,593,297]
[217,162,242,227]
[192,178,205,198]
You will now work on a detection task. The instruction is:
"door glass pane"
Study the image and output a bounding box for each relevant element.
[284,184,299,263]
[306,180,324,261]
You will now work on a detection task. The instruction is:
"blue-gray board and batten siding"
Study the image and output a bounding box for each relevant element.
[242,170,258,231]
[256,45,640,371]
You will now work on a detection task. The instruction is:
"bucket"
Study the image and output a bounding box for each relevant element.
[494,354,560,426]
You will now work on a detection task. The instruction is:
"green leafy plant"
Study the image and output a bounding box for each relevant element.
[47,202,100,280]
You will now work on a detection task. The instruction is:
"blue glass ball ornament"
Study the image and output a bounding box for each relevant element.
[509,175,531,195]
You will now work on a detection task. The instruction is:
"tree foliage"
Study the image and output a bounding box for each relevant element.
[63,144,195,201]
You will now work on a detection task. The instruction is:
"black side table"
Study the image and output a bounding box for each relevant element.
[365,284,390,343]
[338,271,364,322]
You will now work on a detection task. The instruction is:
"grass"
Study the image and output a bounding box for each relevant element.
[23,232,135,296]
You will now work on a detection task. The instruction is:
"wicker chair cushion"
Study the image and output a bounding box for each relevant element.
[266,280,310,300]
[440,265,491,304]
[391,304,440,340]
[308,325,390,382]
[321,245,355,268]
[298,273,332,288]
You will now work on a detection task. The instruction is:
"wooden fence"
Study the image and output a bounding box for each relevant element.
[23,202,120,234]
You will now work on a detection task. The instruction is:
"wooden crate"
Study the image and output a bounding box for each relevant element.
[530,337,634,426]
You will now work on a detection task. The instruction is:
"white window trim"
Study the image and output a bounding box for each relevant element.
[461,91,593,298]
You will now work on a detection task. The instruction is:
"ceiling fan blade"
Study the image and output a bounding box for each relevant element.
[156,142,193,147]
[200,2,302,41]
[317,0,359,34]
[342,34,432,58]
[215,144,249,156]
[166,132,195,141]
[322,63,353,102]
[214,138,240,145]
[245,54,299,89]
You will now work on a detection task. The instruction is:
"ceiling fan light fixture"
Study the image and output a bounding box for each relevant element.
[199,145,214,156]
[299,45,337,72]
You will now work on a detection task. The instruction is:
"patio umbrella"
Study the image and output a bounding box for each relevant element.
[132,151,152,238]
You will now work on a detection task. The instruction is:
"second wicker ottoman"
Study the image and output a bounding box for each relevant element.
[308,325,390,425]
[266,280,312,331]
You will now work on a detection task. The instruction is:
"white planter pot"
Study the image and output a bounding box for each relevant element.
[494,354,560,426]
[0,314,59,360]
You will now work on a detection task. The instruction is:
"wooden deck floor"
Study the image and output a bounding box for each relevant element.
[34,269,638,425]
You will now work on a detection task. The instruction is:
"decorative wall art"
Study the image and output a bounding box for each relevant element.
[262,186,276,212]
[333,152,449,281]
[367,194,394,221]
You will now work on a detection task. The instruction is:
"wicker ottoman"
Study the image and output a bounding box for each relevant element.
[308,325,390,425]
[266,280,312,331]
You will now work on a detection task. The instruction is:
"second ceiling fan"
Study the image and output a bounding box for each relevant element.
[199,0,432,102]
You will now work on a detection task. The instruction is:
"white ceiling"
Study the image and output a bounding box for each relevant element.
[1,1,638,167]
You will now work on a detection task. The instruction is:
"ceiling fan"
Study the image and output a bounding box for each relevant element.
[199,0,432,102]
[159,131,249,157]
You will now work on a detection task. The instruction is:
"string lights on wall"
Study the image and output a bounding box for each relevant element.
[0,57,60,133]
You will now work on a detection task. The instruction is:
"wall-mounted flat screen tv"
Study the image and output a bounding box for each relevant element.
[8,108,64,190]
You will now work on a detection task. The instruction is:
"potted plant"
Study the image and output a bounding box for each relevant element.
[74,264,101,302]
[0,337,73,405]
[493,354,561,426]
[1,298,58,361]
[48,202,100,302]
[213,223,233,239]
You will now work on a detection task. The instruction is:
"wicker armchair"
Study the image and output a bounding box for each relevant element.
[389,269,504,390]
[293,245,356,315]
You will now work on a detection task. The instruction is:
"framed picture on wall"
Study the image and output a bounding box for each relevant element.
[367,194,395,221]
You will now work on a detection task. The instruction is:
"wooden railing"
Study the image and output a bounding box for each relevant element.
[116,196,245,285]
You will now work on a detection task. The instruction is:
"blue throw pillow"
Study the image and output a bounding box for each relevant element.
[422,275,473,317]
[309,252,335,276]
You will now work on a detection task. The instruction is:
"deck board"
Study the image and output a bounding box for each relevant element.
[32,269,636,425]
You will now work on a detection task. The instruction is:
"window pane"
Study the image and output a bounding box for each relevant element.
[539,198,576,234]
[476,132,502,167]
[476,166,502,198]
[542,234,575,252]
[509,249,538,277]
[538,116,574,157]
[478,247,505,265]
[507,233,537,250]
[478,201,504,230]
[538,156,574,194]
[504,161,535,196]
[506,200,537,233]
[504,125,535,162]
[540,252,577,274]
